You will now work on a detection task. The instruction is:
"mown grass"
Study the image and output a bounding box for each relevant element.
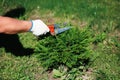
[0,0,120,80]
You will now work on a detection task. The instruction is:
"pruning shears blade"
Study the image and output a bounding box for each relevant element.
[55,27,71,34]
[48,24,71,35]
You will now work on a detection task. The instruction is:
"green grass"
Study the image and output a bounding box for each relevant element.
[0,0,120,80]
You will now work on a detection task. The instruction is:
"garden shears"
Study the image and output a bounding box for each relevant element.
[48,24,71,35]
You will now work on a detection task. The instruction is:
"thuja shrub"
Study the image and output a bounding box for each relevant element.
[35,27,93,70]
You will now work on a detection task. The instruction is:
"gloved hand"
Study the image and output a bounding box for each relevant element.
[29,20,50,36]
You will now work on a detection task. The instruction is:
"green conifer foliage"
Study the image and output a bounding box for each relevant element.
[35,27,93,70]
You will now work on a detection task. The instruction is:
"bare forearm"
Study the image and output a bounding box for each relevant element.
[0,16,50,36]
[0,16,31,34]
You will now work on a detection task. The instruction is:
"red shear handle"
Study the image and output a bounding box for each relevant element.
[48,24,55,34]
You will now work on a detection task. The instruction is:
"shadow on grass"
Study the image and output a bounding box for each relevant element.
[3,6,25,18]
[0,7,34,56]
[0,34,34,56]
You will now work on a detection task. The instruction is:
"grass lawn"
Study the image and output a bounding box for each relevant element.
[0,0,120,80]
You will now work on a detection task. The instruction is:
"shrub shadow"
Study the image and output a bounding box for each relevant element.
[0,34,34,56]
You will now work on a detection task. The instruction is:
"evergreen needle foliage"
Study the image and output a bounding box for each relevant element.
[35,27,93,70]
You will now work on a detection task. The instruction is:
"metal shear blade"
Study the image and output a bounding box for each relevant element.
[55,27,71,35]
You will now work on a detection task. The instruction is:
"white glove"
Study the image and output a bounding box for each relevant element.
[29,20,50,36]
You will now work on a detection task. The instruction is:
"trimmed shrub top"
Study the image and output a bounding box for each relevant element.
[35,27,93,70]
